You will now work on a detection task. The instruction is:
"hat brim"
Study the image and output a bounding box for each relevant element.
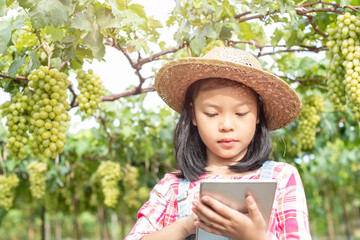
[155,58,301,130]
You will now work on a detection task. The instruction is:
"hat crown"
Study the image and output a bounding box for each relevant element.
[203,47,263,70]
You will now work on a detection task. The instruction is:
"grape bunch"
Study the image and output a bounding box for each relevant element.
[0,89,32,159]
[27,161,47,199]
[326,12,360,120]
[27,66,71,158]
[72,161,90,188]
[123,164,141,209]
[0,174,20,210]
[295,94,324,151]
[76,69,104,116]
[92,161,122,208]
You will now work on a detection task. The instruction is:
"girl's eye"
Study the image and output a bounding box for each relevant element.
[236,112,248,116]
[205,113,217,117]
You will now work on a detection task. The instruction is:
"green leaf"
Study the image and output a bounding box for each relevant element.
[270,28,283,47]
[204,23,217,39]
[45,24,65,42]
[0,0,7,17]
[70,11,92,31]
[105,0,123,17]
[82,22,105,61]
[340,0,350,7]
[27,51,40,69]
[18,0,36,8]
[190,32,206,55]
[96,7,120,29]
[8,55,26,78]
[29,0,72,29]
[128,3,146,19]
[238,22,254,41]
[219,24,233,39]
[0,17,12,55]
[122,9,146,26]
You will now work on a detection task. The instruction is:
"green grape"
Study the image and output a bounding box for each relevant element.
[326,13,360,120]
[27,66,71,158]
[294,94,324,151]
[72,161,90,192]
[27,161,47,199]
[0,89,32,159]
[122,164,141,209]
[76,69,104,115]
[0,174,20,210]
[91,161,122,208]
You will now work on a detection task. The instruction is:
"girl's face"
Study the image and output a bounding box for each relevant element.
[191,81,259,166]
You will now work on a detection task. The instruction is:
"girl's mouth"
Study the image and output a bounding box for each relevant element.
[218,139,238,147]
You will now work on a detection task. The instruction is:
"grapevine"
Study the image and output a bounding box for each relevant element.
[326,12,360,120]
[0,174,20,210]
[27,161,47,199]
[76,69,104,116]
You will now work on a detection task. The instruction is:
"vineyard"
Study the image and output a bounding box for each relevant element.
[1,0,360,239]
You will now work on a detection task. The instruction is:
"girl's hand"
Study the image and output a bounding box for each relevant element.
[192,193,268,240]
[180,212,198,237]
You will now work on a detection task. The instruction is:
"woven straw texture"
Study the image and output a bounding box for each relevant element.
[155,47,301,131]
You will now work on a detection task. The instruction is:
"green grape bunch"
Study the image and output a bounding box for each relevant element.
[27,66,71,158]
[27,161,47,199]
[123,164,141,209]
[0,88,32,159]
[76,69,104,116]
[295,94,324,151]
[326,12,360,120]
[0,174,20,210]
[93,161,122,208]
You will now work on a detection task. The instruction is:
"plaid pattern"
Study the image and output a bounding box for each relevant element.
[125,162,311,240]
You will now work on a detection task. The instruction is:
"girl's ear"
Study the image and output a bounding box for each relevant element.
[190,103,197,126]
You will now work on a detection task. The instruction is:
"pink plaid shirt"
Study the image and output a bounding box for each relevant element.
[125,162,311,240]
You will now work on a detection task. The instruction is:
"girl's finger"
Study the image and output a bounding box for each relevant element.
[245,193,266,227]
[199,195,242,220]
[192,199,228,230]
[194,220,223,236]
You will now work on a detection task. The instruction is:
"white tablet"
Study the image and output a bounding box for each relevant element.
[196,179,277,240]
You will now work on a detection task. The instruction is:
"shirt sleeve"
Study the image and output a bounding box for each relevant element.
[124,174,178,240]
[275,164,312,240]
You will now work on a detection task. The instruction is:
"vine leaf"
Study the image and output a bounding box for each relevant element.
[82,22,105,61]
[8,55,26,78]
[0,14,25,54]
[28,0,72,29]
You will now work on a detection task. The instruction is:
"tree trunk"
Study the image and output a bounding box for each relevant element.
[120,204,126,239]
[45,214,51,240]
[339,189,352,240]
[324,185,336,240]
[41,207,46,240]
[28,208,34,240]
[55,214,62,240]
[98,206,111,240]
[111,212,118,240]
[72,195,81,240]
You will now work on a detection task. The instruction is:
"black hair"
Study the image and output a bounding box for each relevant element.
[174,78,272,182]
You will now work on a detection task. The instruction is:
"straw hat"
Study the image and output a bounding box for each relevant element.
[155,47,301,130]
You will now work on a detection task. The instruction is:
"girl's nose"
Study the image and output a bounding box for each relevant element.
[219,116,234,132]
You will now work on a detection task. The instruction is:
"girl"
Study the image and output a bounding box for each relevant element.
[125,47,311,240]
